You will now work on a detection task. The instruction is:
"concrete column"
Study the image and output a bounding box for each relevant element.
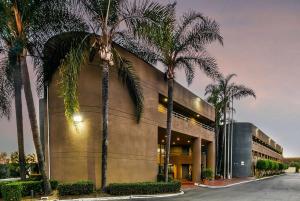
[192,138,201,182]
[207,141,216,175]
[177,163,182,180]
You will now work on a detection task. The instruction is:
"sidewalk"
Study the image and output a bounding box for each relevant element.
[198,174,283,189]
[202,177,254,187]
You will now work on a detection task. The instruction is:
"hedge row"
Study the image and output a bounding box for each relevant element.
[1,183,22,201]
[107,181,181,196]
[0,180,58,199]
[256,159,288,171]
[57,181,94,196]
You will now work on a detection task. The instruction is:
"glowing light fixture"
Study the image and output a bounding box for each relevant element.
[173,142,175,145]
[187,140,190,143]
[164,98,168,102]
[162,139,165,143]
[73,114,83,124]
[177,137,180,141]
[196,97,201,102]
[196,114,200,117]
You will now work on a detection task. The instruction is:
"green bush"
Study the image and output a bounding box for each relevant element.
[0,164,10,179]
[1,183,22,201]
[0,182,11,198]
[57,181,94,196]
[107,181,181,196]
[0,180,59,198]
[7,163,20,178]
[273,162,279,171]
[28,174,42,181]
[256,160,267,171]
[157,174,173,182]
[17,181,43,196]
[50,180,59,190]
[278,163,284,171]
[201,168,213,180]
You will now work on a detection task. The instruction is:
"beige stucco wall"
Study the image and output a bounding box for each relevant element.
[45,46,215,187]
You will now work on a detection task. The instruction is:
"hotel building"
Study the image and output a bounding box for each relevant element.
[40,44,216,187]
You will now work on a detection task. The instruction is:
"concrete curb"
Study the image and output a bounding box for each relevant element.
[57,191,184,201]
[198,174,284,189]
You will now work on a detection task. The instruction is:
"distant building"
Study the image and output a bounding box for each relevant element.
[283,157,300,164]
[232,122,283,177]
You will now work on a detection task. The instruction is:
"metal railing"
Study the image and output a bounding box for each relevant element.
[172,111,215,132]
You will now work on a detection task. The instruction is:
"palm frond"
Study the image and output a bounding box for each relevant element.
[225,73,237,84]
[120,0,176,39]
[115,31,159,64]
[40,31,92,94]
[231,85,256,100]
[0,57,14,119]
[175,11,205,41]
[176,17,223,53]
[205,83,218,96]
[112,48,144,122]
[176,53,219,81]
[58,45,88,120]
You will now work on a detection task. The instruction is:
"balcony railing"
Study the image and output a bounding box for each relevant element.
[172,111,215,132]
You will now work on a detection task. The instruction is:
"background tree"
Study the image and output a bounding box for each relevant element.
[120,8,223,182]
[0,6,26,179]
[0,0,86,194]
[0,152,9,164]
[43,0,171,190]
[205,73,256,178]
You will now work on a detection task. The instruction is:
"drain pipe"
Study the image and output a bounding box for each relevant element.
[47,86,51,179]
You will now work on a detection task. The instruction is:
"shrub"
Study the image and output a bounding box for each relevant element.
[256,160,267,171]
[28,174,42,181]
[50,180,59,190]
[278,163,284,171]
[0,164,10,179]
[7,163,20,177]
[107,181,181,196]
[0,182,11,198]
[157,174,173,182]
[17,181,43,196]
[201,168,213,180]
[1,183,22,201]
[273,162,279,171]
[57,181,94,196]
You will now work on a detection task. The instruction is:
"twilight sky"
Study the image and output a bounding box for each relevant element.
[0,0,300,157]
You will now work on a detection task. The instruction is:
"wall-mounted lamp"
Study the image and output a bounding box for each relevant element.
[73,114,83,124]
[196,114,200,117]
[196,97,201,102]
[164,98,168,102]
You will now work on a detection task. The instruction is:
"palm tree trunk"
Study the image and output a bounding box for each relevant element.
[101,61,109,191]
[14,65,26,180]
[214,119,219,176]
[222,105,227,178]
[164,78,174,182]
[20,50,51,194]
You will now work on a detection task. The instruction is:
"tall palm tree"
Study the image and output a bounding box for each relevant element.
[206,86,223,176]
[205,73,256,178]
[0,0,86,194]
[46,0,171,190]
[120,9,223,182]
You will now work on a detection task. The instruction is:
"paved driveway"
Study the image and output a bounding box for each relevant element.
[135,174,300,201]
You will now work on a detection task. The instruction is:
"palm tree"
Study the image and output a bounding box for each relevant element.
[45,0,171,190]
[205,73,256,178]
[119,9,223,182]
[206,86,223,176]
[0,0,86,194]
